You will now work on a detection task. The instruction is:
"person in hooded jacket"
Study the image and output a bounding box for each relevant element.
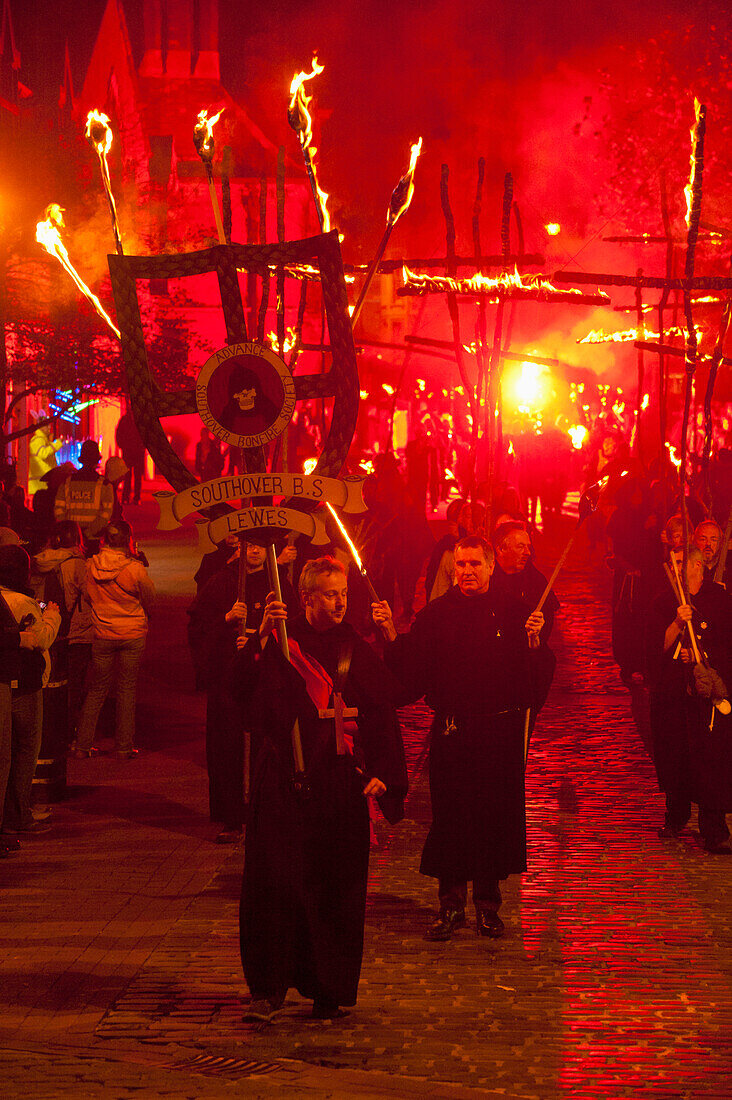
[0,543,61,842]
[71,521,155,760]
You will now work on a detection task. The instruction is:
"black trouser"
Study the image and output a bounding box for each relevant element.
[206,683,244,830]
[438,877,502,912]
[122,456,144,503]
[665,792,729,847]
[67,643,92,744]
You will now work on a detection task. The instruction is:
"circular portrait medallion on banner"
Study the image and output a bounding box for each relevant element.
[195,341,296,449]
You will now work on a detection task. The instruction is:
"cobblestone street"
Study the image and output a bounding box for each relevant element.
[1,508,730,1098]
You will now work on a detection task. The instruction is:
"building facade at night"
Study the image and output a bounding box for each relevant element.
[2,0,320,489]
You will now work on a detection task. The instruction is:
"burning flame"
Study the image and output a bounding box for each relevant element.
[35,205,121,338]
[288,57,330,232]
[268,327,298,355]
[387,137,423,227]
[85,110,113,157]
[568,425,588,449]
[84,109,123,252]
[326,503,365,572]
[303,458,318,475]
[579,325,693,344]
[288,57,324,148]
[684,98,703,229]
[666,442,682,470]
[402,265,608,302]
[545,223,561,236]
[641,393,650,410]
[266,263,354,284]
[193,108,223,163]
[510,361,547,411]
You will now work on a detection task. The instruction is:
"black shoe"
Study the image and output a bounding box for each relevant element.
[658,824,684,839]
[425,907,466,942]
[3,820,52,835]
[703,839,732,855]
[476,909,505,938]
[312,1000,348,1019]
[69,745,99,759]
[243,998,282,1022]
[215,827,243,844]
[0,837,21,857]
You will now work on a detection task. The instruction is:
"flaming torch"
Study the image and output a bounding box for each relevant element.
[679,99,707,596]
[193,108,226,244]
[36,204,121,338]
[350,137,423,327]
[325,503,380,602]
[288,57,330,232]
[84,110,123,255]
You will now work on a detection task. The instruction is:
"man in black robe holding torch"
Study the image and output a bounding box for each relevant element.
[235,557,407,1021]
[373,535,543,942]
[649,547,732,853]
[490,521,559,723]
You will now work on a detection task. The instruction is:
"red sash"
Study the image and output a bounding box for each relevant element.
[287,638,356,754]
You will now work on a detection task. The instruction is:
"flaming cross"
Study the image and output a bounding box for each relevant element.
[85,110,123,256]
[350,138,423,327]
[36,204,121,338]
[399,267,609,305]
[288,57,330,232]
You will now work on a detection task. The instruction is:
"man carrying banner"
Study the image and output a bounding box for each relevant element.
[188,540,297,843]
[235,556,407,1021]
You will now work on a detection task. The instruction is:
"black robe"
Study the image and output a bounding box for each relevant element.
[489,559,558,712]
[384,586,532,883]
[647,574,732,811]
[237,616,407,1008]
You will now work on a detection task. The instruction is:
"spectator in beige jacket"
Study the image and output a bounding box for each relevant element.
[71,521,154,760]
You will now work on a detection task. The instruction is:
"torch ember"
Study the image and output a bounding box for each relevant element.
[388,137,423,227]
[193,108,226,244]
[288,57,330,232]
[193,108,223,166]
[36,204,121,338]
[350,137,424,327]
[85,109,112,156]
[325,502,380,602]
[84,109,123,255]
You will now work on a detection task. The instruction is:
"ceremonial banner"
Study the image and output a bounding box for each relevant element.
[199,505,330,552]
[155,473,366,530]
[196,341,296,449]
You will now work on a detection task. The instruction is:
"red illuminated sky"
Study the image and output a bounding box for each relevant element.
[11,0,731,390]
[13,0,727,259]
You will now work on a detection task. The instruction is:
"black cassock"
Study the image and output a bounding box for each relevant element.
[384,586,532,884]
[187,563,296,828]
[489,560,559,712]
[647,574,732,814]
[237,616,407,1009]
